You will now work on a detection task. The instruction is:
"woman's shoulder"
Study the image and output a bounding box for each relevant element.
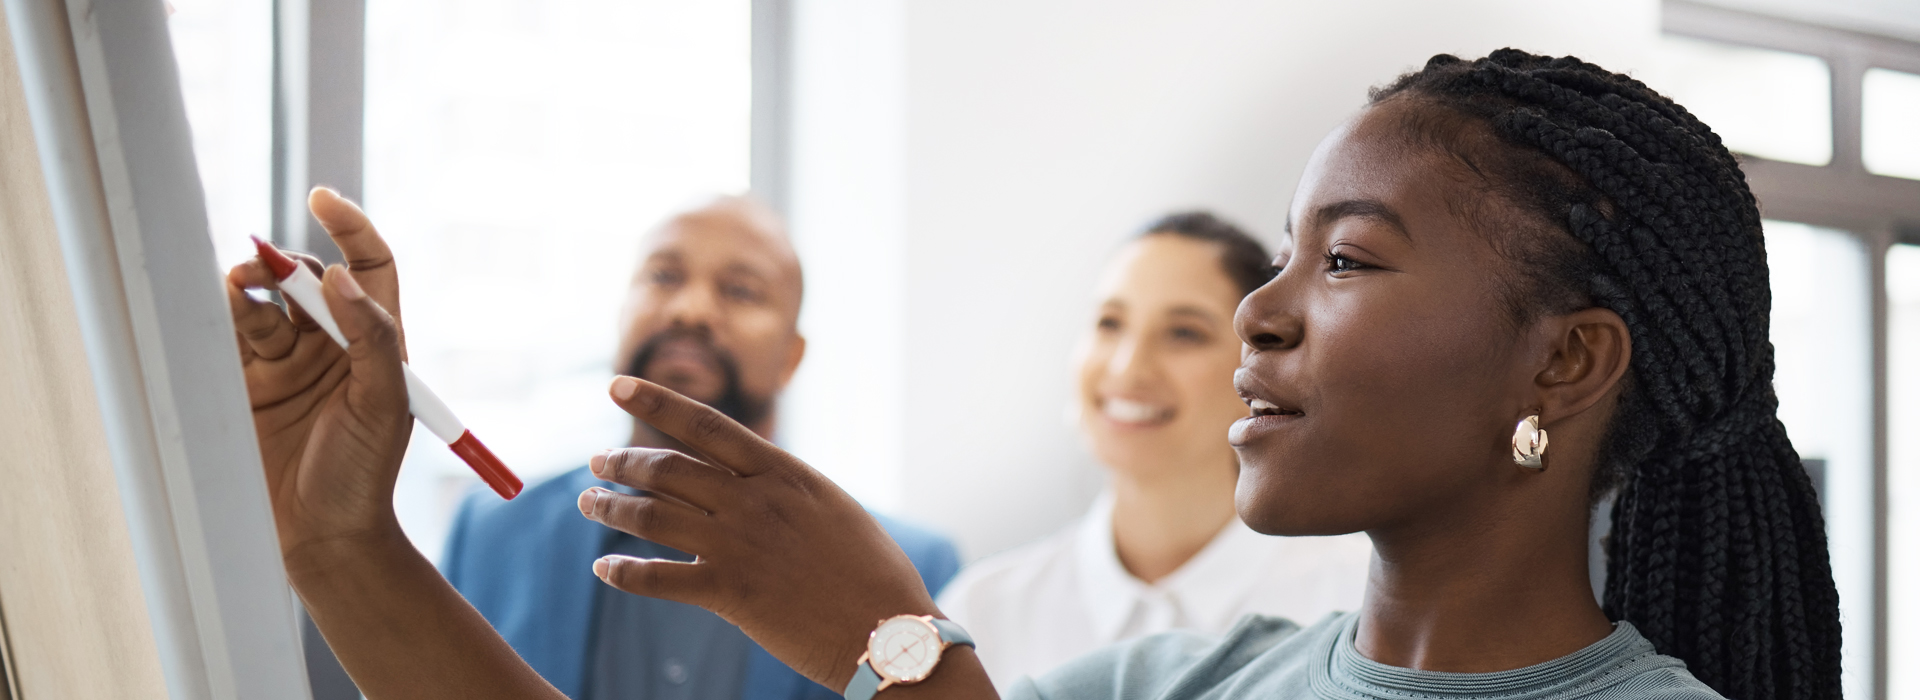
[1605,667,1726,699]
[1004,613,1731,700]
[1587,642,1725,700]
[1006,612,1346,700]
[1548,622,1727,700]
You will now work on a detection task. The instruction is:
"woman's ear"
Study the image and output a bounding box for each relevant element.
[1535,307,1631,424]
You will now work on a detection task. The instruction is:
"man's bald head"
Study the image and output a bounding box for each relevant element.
[647,195,804,316]
[616,195,807,441]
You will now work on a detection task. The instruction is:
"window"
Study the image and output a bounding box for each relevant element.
[1889,244,1920,700]
[1864,68,1920,180]
[166,0,273,269]
[362,0,752,561]
[1661,4,1920,698]
[1764,221,1875,697]
[1644,34,1832,166]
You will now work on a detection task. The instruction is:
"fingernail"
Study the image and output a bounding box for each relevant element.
[577,488,600,517]
[590,450,611,476]
[329,267,366,300]
[611,376,639,400]
[593,557,612,581]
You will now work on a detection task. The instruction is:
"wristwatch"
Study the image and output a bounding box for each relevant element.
[842,615,974,700]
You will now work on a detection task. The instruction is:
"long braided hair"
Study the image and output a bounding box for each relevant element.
[1369,50,1841,700]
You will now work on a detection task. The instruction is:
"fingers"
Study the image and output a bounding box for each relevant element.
[593,556,714,608]
[590,448,735,514]
[320,265,407,418]
[308,187,401,318]
[228,258,282,290]
[607,376,782,476]
[227,277,298,361]
[578,488,715,555]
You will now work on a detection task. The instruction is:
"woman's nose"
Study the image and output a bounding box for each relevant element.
[1235,282,1302,352]
[1106,335,1147,378]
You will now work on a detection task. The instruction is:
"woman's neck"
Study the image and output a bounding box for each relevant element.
[1107,459,1239,584]
[1357,483,1613,672]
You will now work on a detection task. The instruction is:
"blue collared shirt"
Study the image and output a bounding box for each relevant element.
[443,465,962,700]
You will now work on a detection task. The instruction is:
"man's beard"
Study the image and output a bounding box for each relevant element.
[623,327,773,429]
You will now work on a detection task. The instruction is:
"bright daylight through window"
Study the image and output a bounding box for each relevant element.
[167,0,272,269]
[1864,68,1920,180]
[361,0,752,560]
[1762,220,1874,699]
[1890,244,1920,700]
[1644,34,1832,166]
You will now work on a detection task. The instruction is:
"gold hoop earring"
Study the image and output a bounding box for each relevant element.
[1512,415,1548,471]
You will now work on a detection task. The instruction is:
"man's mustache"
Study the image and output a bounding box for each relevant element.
[623,327,771,428]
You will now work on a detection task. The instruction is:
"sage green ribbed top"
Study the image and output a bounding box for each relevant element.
[1009,611,1723,700]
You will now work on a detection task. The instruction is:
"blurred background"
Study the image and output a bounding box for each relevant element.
[165,0,1916,698]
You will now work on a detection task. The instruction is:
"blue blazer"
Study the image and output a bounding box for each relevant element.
[442,466,962,700]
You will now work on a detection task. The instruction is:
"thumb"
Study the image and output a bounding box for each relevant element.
[321,265,408,417]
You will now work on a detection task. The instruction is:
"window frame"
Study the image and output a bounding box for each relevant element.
[1664,4,1920,700]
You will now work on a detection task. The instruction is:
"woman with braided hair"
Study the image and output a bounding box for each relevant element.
[229,49,1834,700]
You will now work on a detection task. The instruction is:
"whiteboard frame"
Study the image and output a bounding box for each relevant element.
[3,0,313,697]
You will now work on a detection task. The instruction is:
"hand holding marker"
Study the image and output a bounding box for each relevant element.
[251,235,524,499]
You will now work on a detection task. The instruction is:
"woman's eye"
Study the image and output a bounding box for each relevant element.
[1170,326,1208,344]
[1096,316,1121,332]
[651,269,685,287]
[1324,252,1366,274]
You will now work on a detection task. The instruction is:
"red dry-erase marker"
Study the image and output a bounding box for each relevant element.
[251,236,523,499]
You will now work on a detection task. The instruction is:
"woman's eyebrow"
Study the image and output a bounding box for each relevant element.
[1168,305,1222,324]
[1302,199,1410,240]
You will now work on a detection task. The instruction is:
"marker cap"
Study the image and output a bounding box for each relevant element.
[450,430,523,499]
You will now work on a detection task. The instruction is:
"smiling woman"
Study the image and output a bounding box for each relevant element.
[935,212,1372,687]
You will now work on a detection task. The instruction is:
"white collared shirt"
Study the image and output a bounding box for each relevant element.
[936,492,1373,690]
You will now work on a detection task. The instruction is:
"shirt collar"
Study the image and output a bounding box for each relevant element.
[1074,492,1143,643]
[1073,491,1277,643]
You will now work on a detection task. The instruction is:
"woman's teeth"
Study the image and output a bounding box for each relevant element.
[1103,398,1170,424]
[1247,398,1293,416]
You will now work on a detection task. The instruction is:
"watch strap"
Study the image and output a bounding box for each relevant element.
[931,618,974,648]
[844,660,884,700]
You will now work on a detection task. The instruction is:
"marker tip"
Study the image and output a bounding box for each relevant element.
[250,235,299,280]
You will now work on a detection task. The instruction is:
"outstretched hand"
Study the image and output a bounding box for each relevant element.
[581,377,987,694]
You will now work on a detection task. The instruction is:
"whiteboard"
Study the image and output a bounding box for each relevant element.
[2,0,312,697]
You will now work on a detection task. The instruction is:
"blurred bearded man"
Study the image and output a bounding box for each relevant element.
[441,196,960,700]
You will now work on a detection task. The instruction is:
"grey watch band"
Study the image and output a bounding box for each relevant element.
[843,618,975,700]
[931,618,974,649]
[845,662,884,700]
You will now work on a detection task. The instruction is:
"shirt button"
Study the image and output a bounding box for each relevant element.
[664,659,688,685]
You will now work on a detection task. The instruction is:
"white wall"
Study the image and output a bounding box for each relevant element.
[782,0,1658,561]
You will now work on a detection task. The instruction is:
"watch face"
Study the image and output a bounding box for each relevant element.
[867,616,942,683]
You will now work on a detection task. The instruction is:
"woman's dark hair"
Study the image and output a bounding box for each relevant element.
[1370,50,1839,700]
[1139,210,1275,296]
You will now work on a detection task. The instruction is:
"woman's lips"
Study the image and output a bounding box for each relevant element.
[1228,410,1303,446]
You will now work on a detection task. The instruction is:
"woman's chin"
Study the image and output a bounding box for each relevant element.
[1234,474,1370,537]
